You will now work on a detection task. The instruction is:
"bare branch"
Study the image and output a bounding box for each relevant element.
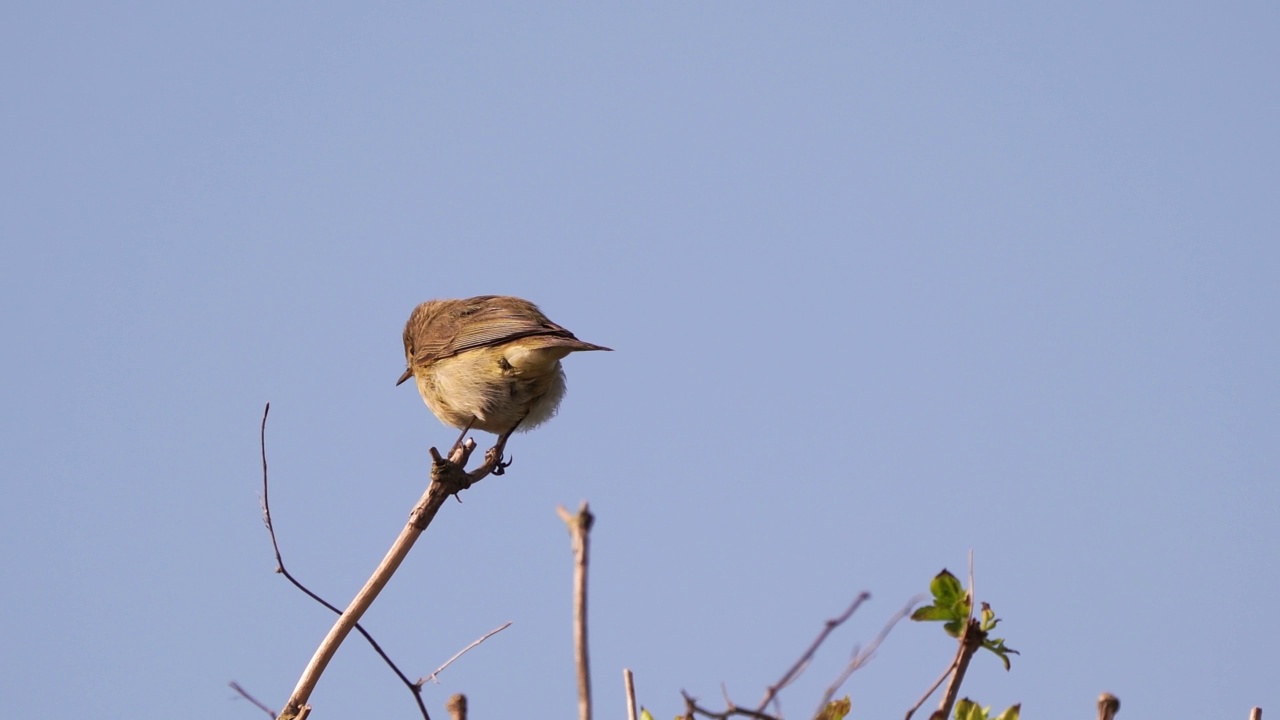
[1248,709,1261,720]
[903,661,955,720]
[1097,693,1120,720]
[755,592,871,713]
[933,618,984,720]
[276,429,504,719]
[683,691,780,720]
[816,597,920,714]
[418,622,513,687]
[558,502,595,720]
[624,669,638,720]
[260,404,433,719]
[446,694,467,720]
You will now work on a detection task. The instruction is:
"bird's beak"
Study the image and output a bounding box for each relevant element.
[396,368,414,386]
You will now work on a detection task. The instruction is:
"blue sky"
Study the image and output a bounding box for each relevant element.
[2,3,1276,719]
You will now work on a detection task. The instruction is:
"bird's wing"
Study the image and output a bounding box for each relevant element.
[416,296,577,363]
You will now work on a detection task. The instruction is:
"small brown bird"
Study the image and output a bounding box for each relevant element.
[397,295,610,467]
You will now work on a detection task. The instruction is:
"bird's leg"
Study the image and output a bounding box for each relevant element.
[488,416,526,476]
[450,418,476,456]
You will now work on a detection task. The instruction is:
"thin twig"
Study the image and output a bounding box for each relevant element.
[722,682,754,718]
[276,418,505,719]
[558,502,595,720]
[1249,709,1261,720]
[418,622,513,686]
[624,669,638,720]
[683,691,780,720]
[755,592,871,713]
[903,658,957,720]
[816,597,920,713]
[230,681,276,718]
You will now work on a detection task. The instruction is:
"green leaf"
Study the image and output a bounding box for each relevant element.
[981,636,1020,670]
[931,570,967,608]
[911,605,956,622]
[815,696,851,720]
[954,698,987,720]
[993,704,1021,720]
[638,709,653,720]
[980,602,996,628]
[913,570,971,630]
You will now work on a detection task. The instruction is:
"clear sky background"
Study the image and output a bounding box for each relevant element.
[2,3,1276,719]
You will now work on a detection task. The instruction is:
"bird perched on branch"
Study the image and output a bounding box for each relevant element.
[397,295,611,472]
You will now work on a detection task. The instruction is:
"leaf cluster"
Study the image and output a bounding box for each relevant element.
[954,698,1020,720]
[911,570,1019,670]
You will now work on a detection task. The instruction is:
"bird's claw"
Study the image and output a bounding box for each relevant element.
[489,450,514,476]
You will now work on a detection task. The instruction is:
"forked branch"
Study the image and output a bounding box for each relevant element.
[275,416,506,720]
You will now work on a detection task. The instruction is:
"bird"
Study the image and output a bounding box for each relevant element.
[397,295,610,470]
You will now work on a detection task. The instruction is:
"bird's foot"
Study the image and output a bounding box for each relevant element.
[487,447,514,476]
